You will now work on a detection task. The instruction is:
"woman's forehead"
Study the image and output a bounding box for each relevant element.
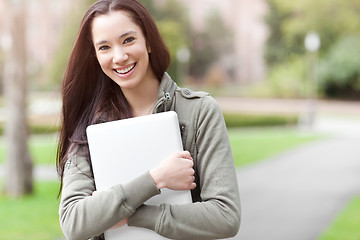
[91,10,142,41]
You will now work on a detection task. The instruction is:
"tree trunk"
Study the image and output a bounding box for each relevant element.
[3,0,33,197]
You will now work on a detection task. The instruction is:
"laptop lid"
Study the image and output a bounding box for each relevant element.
[86,111,192,239]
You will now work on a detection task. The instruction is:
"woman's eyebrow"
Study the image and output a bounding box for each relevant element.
[119,31,137,39]
[94,31,138,47]
[95,40,108,47]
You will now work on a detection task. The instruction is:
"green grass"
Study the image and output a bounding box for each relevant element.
[0,181,64,240]
[0,128,324,239]
[0,135,58,165]
[229,128,323,167]
[319,196,360,240]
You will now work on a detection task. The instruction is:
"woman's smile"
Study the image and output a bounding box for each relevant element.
[114,63,137,76]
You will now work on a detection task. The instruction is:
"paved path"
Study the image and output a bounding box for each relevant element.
[0,164,58,181]
[229,115,360,240]
[216,97,360,116]
[233,135,360,240]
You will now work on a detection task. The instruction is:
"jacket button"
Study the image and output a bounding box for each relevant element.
[184,89,191,95]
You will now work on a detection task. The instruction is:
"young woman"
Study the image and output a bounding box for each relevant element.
[57,0,241,239]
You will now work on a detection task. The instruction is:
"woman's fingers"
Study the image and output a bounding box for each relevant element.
[150,151,196,190]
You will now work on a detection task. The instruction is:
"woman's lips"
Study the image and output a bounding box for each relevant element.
[114,63,136,75]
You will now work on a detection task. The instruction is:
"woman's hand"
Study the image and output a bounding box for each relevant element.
[149,151,196,190]
[92,191,128,229]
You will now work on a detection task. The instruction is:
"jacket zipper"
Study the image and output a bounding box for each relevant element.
[154,92,171,112]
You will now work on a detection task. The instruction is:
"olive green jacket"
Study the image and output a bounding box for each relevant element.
[59,73,241,240]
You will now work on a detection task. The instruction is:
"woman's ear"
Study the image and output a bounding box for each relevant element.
[147,44,151,53]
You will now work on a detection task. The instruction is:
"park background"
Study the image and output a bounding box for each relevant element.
[0,0,359,239]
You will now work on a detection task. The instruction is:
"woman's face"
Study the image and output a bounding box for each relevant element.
[91,10,154,90]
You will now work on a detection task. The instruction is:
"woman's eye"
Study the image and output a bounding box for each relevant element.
[124,37,135,44]
[99,46,110,51]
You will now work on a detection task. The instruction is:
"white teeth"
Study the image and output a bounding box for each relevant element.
[115,64,135,74]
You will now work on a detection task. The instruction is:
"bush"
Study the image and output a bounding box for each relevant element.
[29,125,59,135]
[223,113,298,128]
[318,35,360,99]
[0,123,59,136]
[0,114,298,135]
[249,57,308,98]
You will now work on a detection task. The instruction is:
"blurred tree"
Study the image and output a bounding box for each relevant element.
[137,1,235,84]
[140,0,187,22]
[265,0,360,98]
[264,1,291,66]
[188,9,234,81]
[47,0,91,85]
[318,35,360,99]
[140,0,189,81]
[265,0,360,64]
[3,0,33,197]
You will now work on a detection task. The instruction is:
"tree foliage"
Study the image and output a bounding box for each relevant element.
[142,1,234,82]
[140,0,190,79]
[318,35,360,99]
[265,0,360,98]
[47,0,92,86]
[266,0,360,64]
[188,9,234,80]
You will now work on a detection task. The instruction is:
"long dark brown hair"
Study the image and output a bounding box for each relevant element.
[56,0,170,195]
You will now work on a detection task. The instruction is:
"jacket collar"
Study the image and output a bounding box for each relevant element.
[154,72,177,113]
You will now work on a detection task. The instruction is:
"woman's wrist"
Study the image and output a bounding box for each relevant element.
[149,167,165,190]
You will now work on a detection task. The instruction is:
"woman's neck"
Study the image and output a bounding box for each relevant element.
[122,76,160,117]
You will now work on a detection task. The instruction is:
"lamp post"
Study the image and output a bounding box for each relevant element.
[0,34,12,51]
[305,32,321,53]
[301,31,320,130]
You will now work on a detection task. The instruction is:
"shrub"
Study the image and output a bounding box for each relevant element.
[0,114,299,135]
[249,57,308,98]
[0,123,59,136]
[318,34,360,99]
[223,113,298,128]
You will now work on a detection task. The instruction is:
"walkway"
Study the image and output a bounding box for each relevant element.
[234,135,360,240]
[0,164,58,181]
[229,114,360,240]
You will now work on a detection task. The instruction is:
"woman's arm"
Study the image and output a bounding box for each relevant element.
[150,151,196,190]
[59,146,160,240]
[128,96,241,239]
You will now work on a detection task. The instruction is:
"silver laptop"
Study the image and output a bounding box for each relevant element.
[86,111,192,239]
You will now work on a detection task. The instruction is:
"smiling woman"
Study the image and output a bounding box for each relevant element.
[56,1,240,239]
[91,12,156,95]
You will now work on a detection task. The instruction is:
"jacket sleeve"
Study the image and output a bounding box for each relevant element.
[128,96,241,239]
[59,146,160,240]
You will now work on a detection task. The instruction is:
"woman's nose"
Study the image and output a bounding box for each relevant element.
[113,47,128,64]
